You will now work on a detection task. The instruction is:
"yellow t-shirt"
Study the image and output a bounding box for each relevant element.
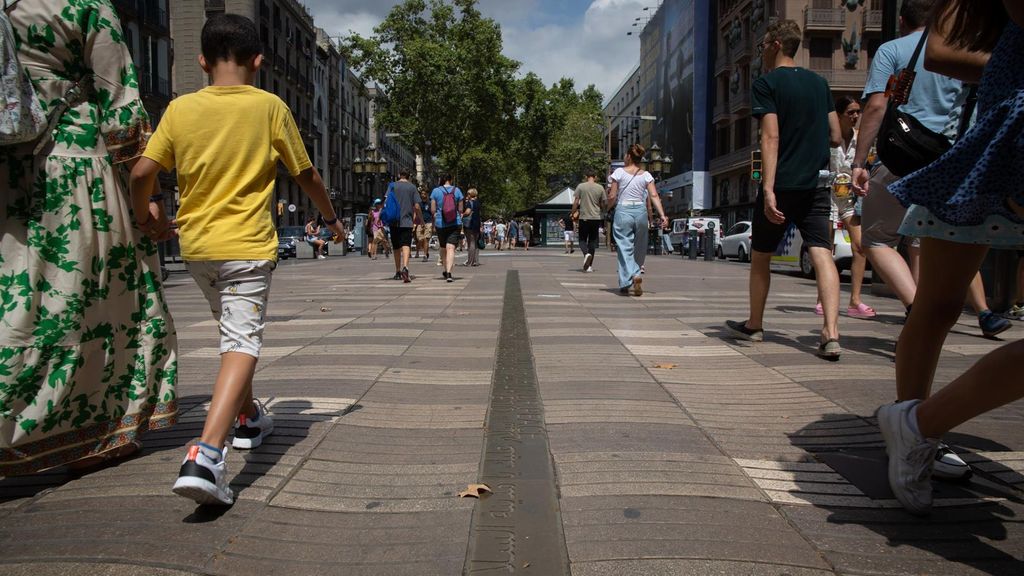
[143,85,312,261]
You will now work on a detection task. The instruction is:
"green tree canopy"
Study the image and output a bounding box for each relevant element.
[344,0,605,215]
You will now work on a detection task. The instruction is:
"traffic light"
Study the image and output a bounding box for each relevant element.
[750,150,762,182]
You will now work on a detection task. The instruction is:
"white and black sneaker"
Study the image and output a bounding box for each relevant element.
[583,253,593,271]
[877,400,938,516]
[932,442,972,480]
[172,443,233,505]
[232,401,273,450]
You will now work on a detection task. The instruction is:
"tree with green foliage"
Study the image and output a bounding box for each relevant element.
[344,0,606,214]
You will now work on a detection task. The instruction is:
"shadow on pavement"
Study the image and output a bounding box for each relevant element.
[786,414,1024,575]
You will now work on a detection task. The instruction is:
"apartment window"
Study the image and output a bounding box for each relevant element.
[735,117,751,149]
[809,37,832,70]
[811,0,833,8]
[716,126,729,156]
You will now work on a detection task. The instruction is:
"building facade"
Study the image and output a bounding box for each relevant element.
[605,0,715,219]
[603,64,642,165]
[710,0,886,229]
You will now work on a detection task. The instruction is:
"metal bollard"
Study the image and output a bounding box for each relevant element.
[688,234,698,260]
[704,222,716,262]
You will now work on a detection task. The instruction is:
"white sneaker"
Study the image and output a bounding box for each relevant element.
[583,253,594,271]
[317,254,326,260]
[172,444,233,505]
[877,400,938,516]
[232,400,274,450]
[933,442,972,480]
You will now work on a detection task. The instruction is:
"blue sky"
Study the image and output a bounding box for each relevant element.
[303,0,650,100]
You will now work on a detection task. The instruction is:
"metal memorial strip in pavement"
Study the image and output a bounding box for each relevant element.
[464,270,570,575]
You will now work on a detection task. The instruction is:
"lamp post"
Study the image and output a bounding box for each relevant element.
[352,145,390,209]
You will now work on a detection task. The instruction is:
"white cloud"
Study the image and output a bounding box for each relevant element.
[302,0,645,100]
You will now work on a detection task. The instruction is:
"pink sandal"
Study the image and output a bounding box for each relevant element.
[847,302,876,318]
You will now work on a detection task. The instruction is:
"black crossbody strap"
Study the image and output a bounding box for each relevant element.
[907,29,929,72]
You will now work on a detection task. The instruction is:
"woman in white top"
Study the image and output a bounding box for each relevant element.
[607,143,669,295]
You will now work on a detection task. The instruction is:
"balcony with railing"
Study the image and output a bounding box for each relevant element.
[713,101,732,125]
[804,7,846,30]
[715,52,732,76]
[728,93,751,114]
[865,10,882,31]
[710,145,755,174]
[811,68,868,90]
[732,41,753,62]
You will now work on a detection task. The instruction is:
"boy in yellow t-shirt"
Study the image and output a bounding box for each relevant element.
[129,14,344,506]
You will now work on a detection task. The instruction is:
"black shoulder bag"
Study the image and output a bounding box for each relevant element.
[875,30,952,178]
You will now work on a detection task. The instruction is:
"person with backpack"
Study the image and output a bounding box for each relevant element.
[384,171,421,282]
[0,0,177,475]
[430,174,464,283]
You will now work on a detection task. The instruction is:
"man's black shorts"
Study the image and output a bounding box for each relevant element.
[389,226,413,249]
[752,188,833,254]
[436,225,460,247]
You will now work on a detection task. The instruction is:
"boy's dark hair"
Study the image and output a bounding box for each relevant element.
[202,13,261,65]
[399,169,410,179]
[900,0,935,30]
[584,168,596,179]
[441,174,453,185]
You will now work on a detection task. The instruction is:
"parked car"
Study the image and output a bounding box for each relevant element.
[277,238,297,260]
[719,220,752,262]
[771,221,854,278]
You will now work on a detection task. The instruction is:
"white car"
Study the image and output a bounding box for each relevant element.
[771,221,855,278]
[719,220,752,262]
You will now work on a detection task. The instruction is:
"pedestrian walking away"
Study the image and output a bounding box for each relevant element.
[463,188,483,266]
[129,13,343,505]
[725,19,844,359]
[507,217,519,251]
[573,168,606,272]
[368,199,386,260]
[495,219,506,251]
[416,189,434,262]
[0,0,178,476]
[388,171,421,283]
[430,175,465,283]
[521,218,532,251]
[608,143,669,296]
[560,214,575,254]
[878,0,1024,515]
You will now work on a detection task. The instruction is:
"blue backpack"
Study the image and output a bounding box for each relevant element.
[380,182,400,226]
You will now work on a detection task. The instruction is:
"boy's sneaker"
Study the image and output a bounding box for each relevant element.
[725,320,764,342]
[583,253,593,271]
[172,444,233,505]
[232,401,273,450]
[876,400,938,516]
[401,267,411,283]
[932,442,972,480]
[392,271,402,281]
[1007,303,1024,320]
[979,310,1011,338]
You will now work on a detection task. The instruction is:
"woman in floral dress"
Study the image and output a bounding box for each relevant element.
[0,0,177,475]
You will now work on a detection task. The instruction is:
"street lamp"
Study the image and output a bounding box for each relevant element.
[352,145,390,207]
[605,114,657,165]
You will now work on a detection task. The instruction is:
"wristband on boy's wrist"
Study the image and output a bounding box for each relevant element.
[149,193,164,202]
[323,216,338,226]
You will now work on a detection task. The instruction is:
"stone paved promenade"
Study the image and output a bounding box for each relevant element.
[2,248,1023,575]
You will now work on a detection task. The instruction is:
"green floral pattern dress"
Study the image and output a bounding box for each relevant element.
[0,0,177,475]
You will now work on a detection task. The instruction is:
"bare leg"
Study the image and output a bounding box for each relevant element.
[393,243,402,272]
[864,245,916,307]
[908,243,921,286]
[200,352,259,448]
[896,238,988,401]
[846,217,867,307]
[916,340,1024,439]
[809,246,841,341]
[445,243,456,275]
[746,250,773,331]
[965,272,990,314]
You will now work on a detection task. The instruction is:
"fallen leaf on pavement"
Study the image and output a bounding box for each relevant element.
[653,363,678,369]
[458,483,492,498]
[320,307,332,312]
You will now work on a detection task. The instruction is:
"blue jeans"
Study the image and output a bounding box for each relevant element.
[612,203,648,289]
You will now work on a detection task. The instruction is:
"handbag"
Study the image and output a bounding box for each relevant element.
[477,237,485,250]
[875,30,952,178]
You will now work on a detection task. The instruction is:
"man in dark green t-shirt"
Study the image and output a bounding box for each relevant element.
[726,19,844,360]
